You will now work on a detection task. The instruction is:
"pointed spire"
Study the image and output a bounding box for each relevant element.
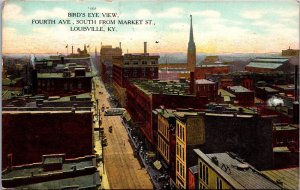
[188,15,195,50]
[189,15,194,43]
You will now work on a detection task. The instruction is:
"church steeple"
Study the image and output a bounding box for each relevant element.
[189,15,195,49]
[187,15,196,71]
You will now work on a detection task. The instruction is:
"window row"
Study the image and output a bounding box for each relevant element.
[176,123,185,142]
[158,118,169,139]
[124,60,157,65]
[158,136,169,161]
[199,161,209,184]
[176,160,185,179]
[176,142,185,161]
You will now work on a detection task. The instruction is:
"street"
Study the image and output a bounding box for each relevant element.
[94,77,153,189]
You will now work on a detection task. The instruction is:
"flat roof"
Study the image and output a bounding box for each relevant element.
[131,79,191,96]
[262,167,299,190]
[198,64,229,68]
[2,155,100,189]
[3,155,95,178]
[218,89,236,98]
[194,149,282,189]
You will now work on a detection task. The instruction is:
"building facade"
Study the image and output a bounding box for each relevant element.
[174,111,205,189]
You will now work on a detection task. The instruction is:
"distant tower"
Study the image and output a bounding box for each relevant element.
[187,15,196,71]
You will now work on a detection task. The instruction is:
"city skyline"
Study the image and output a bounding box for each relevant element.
[2,0,299,54]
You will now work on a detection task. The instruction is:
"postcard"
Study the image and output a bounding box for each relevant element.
[2,0,299,189]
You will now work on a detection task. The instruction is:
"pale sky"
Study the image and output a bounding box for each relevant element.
[2,0,299,54]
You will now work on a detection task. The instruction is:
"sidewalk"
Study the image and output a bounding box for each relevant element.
[121,118,165,189]
[92,77,110,190]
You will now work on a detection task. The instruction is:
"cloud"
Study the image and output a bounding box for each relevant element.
[241,10,265,19]
[156,8,184,18]
[135,9,152,19]
[192,10,221,18]
[3,3,69,21]
[3,4,24,20]
[169,22,189,30]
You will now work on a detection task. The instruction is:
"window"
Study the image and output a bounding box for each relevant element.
[142,68,146,77]
[142,60,147,65]
[200,162,209,185]
[124,61,129,65]
[133,69,138,77]
[151,60,156,64]
[133,61,139,65]
[217,177,223,190]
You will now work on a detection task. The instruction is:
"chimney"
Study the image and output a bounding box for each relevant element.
[144,42,147,54]
[190,71,195,94]
[119,42,122,49]
[72,46,74,54]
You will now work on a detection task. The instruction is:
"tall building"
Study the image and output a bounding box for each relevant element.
[187,15,196,72]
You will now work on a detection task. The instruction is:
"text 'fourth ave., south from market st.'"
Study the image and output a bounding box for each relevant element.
[31,12,155,32]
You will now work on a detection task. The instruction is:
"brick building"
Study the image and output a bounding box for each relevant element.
[194,64,229,79]
[155,109,177,184]
[2,109,93,169]
[32,69,92,97]
[193,79,218,101]
[2,155,100,189]
[126,79,207,148]
[112,45,160,106]
[100,45,122,84]
[225,86,255,106]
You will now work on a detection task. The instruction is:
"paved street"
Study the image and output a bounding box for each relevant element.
[94,78,153,189]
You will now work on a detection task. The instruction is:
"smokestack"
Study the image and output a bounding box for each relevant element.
[144,42,147,54]
[295,65,298,101]
[119,42,122,49]
[72,46,74,54]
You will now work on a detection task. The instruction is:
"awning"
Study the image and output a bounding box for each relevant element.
[153,160,162,170]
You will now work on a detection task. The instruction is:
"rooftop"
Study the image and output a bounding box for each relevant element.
[2,155,100,189]
[195,79,216,85]
[257,86,279,93]
[189,165,198,174]
[262,168,299,190]
[252,58,289,63]
[156,108,175,119]
[197,64,228,68]
[246,62,283,69]
[131,79,191,96]
[37,72,92,78]
[227,86,252,93]
[194,149,282,189]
